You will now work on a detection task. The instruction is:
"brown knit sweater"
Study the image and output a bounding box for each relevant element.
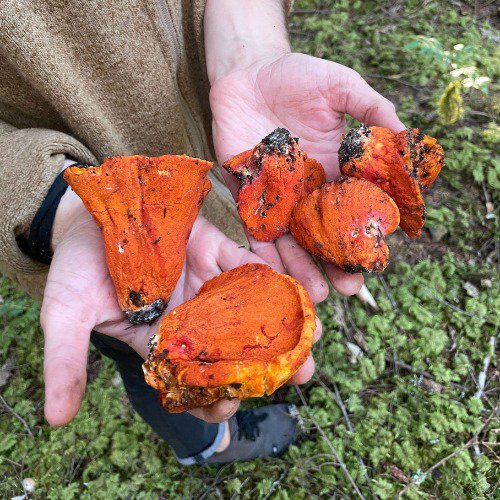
[0,0,248,300]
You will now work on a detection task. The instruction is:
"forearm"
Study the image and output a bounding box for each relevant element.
[204,0,291,84]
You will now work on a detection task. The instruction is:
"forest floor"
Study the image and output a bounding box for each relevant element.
[1,1,498,498]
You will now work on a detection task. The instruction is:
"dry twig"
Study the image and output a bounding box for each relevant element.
[416,278,494,324]
[263,467,289,500]
[365,73,423,89]
[292,9,334,15]
[475,336,496,401]
[295,386,366,500]
[315,377,372,486]
[396,406,499,497]
[378,275,399,311]
[0,395,33,437]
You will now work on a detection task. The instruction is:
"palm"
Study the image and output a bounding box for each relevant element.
[42,212,126,358]
[212,53,405,175]
[169,217,266,308]
[211,53,348,179]
[41,213,267,425]
[210,53,404,299]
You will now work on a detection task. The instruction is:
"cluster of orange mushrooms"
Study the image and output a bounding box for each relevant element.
[64,125,443,412]
[224,126,444,273]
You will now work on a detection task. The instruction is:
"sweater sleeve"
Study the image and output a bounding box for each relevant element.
[0,122,97,298]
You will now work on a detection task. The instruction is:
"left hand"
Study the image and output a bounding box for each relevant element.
[43,200,319,425]
[210,52,406,301]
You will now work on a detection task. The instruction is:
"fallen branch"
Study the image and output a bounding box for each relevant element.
[0,395,33,437]
[475,336,496,400]
[397,406,499,497]
[295,386,366,500]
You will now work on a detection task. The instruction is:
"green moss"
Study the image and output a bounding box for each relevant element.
[1,1,499,498]
[3,256,497,498]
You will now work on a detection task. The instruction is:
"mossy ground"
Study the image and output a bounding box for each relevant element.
[1,1,498,498]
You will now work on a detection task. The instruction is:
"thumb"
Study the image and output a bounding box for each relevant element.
[340,68,406,132]
[40,295,93,427]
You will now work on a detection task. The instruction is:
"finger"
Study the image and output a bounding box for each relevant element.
[324,261,364,296]
[191,216,273,274]
[287,355,315,386]
[274,234,329,303]
[342,69,406,133]
[204,175,285,275]
[41,298,93,427]
[189,399,240,423]
[216,237,267,272]
[313,316,322,343]
[249,237,286,273]
[116,323,154,360]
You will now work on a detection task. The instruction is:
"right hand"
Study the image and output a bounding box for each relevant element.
[42,190,320,426]
[211,53,406,302]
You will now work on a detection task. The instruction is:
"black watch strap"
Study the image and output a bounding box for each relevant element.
[18,163,89,265]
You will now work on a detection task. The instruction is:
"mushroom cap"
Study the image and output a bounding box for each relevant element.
[396,128,445,191]
[223,128,305,242]
[339,125,443,238]
[303,152,327,194]
[223,130,326,242]
[222,149,252,178]
[290,177,400,273]
[143,263,316,412]
[64,155,212,323]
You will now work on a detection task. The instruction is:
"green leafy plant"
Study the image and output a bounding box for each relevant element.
[404,37,491,124]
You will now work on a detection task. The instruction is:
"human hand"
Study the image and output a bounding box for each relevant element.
[210,52,405,301]
[42,190,321,426]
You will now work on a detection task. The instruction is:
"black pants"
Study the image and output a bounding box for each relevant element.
[90,332,225,464]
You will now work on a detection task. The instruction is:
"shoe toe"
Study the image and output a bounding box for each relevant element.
[263,403,298,455]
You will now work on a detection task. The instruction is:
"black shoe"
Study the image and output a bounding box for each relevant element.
[206,403,298,464]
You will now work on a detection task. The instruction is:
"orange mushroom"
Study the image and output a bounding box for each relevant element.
[303,152,327,194]
[338,125,444,238]
[396,128,445,191]
[143,263,316,412]
[290,177,400,273]
[64,154,213,324]
[223,128,325,242]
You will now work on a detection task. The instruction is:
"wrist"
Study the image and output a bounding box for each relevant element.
[51,187,89,251]
[51,160,91,251]
[208,42,290,84]
[205,0,291,84]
